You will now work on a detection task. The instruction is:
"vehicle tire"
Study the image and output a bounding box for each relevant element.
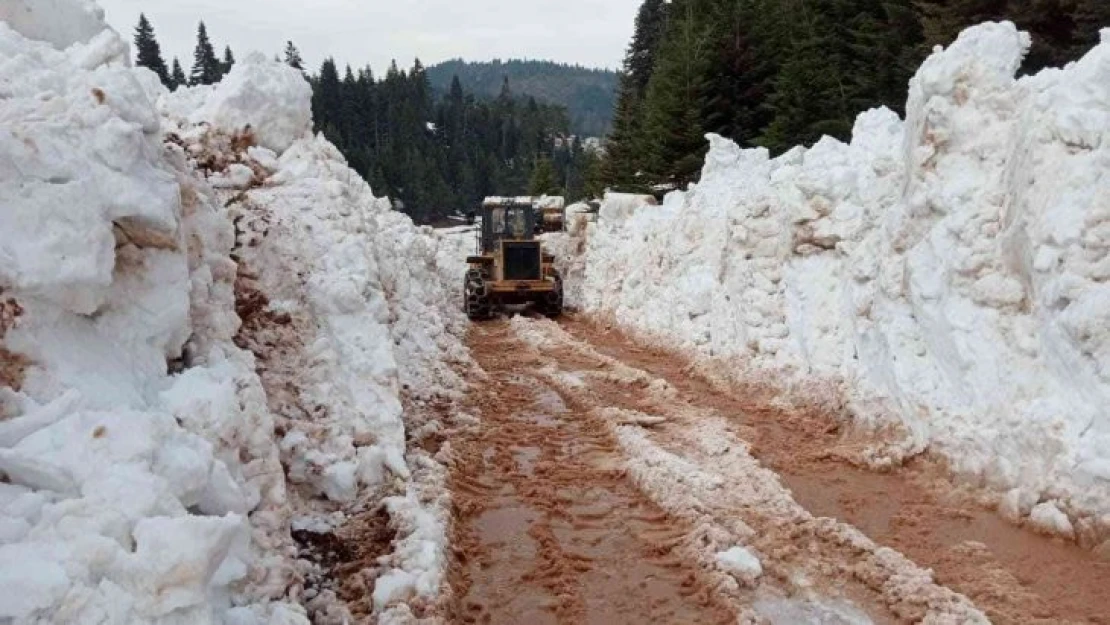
[538,271,563,318]
[464,268,492,321]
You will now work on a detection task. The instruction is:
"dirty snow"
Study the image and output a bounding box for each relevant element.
[1,2,467,622]
[576,23,1110,538]
[160,46,469,621]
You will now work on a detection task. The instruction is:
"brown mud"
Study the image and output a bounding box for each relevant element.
[556,314,1110,625]
[447,321,735,624]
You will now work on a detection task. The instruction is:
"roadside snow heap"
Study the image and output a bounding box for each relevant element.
[0,1,466,623]
[581,23,1110,542]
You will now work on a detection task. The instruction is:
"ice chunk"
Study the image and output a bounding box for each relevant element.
[1029,502,1075,538]
[716,546,763,583]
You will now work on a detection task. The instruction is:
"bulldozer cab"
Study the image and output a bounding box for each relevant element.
[478,198,538,254]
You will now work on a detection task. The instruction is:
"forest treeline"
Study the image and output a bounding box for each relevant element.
[426,59,619,137]
[134,2,1109,219]
[133,15,599,223]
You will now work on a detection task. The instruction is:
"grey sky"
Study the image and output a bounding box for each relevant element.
[97,0,640,75]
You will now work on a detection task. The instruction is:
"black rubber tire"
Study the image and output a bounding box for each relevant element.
[464,268,493,321]
[538,271,564,318]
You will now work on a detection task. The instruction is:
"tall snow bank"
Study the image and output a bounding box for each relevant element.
[162,55,469,619]
[581,23,1110,537]
[0,12,303,625]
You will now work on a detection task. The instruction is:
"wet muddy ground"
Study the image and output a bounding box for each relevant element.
[446,314,1110,624]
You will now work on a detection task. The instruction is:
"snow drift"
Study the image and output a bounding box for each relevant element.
[579,23,1110,540]
[1,2,467,622]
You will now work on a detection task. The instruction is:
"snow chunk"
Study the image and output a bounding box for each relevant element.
[0,25,179,314]
[716,546,763,583]
[116,515,248,616]
[1029,502,1075,538]
[0,0,109,50]
[0,543,70,619]
[189,52,312,153]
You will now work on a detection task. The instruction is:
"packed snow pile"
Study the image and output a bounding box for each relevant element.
[0,9,301,624]
[1,2,468,623]
[160,44,469,621]
[580,23,1110,537]
[188,52,312,153]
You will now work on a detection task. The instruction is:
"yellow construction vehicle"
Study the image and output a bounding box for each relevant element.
[464,197,563,320]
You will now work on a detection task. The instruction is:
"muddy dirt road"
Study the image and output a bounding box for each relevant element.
[447,314,1110,624]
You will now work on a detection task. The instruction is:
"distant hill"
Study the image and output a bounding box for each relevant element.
[426,59,618,138]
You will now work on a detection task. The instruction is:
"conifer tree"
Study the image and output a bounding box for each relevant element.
[312,58,343,140]
[189,22,222,85]
[221,46,235,76]
[133,14,170,87]
[698,0,773,143]
[602,0,671,189]
[283,41,304,70]
[638,0,713,183]
[601,77,645,189]
[170,57,186,90]
[624,0,670,98]
[529,158,561,196]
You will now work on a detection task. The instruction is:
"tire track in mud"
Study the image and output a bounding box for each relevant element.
[550,314,1110,625]
[447,322,734,625]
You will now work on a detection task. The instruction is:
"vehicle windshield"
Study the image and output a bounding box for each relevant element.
[490,207,529,238]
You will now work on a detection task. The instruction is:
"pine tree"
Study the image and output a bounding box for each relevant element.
[284,41,304,70]
[699,0,774,143]
[639,0,714,183]
[624,0,670,98]
[582,150,605,199]
[602,0,671,190]
[312,58,343,141]
[221,46,235,77]
[133,14,170,87]
[529,157,562,196]
[601,76,645,189]
[170,57,186,90]
[189,22,222,85]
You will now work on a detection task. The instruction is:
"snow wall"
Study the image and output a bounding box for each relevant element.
[580,23,1110,541]
[0,2,466,623]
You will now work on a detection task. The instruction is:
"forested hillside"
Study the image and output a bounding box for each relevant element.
[310,62,602,222]
[603,0,1110,190]
[427,59,619,137]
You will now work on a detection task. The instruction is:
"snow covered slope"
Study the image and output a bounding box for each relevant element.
[580,23,1110,542]
[1,3,467,623]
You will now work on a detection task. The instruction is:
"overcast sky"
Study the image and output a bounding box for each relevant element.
[97,0,641,75]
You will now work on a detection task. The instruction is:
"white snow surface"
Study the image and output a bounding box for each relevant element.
[716,546,763,582]
[0,0,108,50]
[2,2,466,622]
[187,52,312,153]
[579,23,1110,530]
